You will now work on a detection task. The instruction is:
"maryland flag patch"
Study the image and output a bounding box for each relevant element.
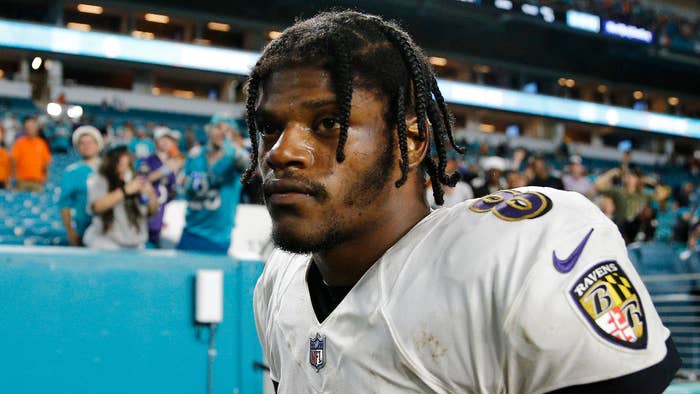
[569,261,647,349]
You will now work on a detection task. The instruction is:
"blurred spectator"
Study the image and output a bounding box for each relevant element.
[128,125,155,159]
[137,127,184,247]
[10,116,51,192]
[595,195,617,220]
[674,181,696,208]
[0,133,8,189]
[46,120,72,153]
[426,160,473,208]
[58,126,104,246]
[652,185,677,243]
[83,145,158,250]
[595,167,651,243]
[506,171,528,189]
[673,208,693,245]
[529,155,564,189]
[471,156,507,198]
[562,155,595,198]
[177,117,250,254]
[2,113,18,147]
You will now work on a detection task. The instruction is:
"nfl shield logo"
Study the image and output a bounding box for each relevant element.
[309,333,326,372]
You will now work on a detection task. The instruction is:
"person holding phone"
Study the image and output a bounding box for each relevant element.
[83,145,158,249]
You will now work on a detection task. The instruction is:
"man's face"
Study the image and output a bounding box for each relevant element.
[24,119,38,137]
[256,66,396,254]
[78,134,100,159]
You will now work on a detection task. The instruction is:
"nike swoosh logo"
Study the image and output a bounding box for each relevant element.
[553,228,594,273]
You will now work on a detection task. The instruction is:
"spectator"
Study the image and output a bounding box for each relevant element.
[562,155,595,198]
[83,145,158,250]
[426,160,473,208]
[0,133,8,189]
[10,116,51,192]
[137,127,184,246]
[595,167,650,243]
[58,126,104,246]
[177,117,250,254]
[506,171,528,189]
[595,194,617,220]
[128,125,155,159]
[652,185,677,243]
[46,119,72,153]
[674,181,696,208]
[529,155,565,189]
[471,156,507,198]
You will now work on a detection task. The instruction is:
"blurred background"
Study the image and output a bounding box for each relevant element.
[0,0,699,393]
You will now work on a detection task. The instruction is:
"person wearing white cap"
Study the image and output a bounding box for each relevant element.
[58,125,104,246]
[471,156,508,198]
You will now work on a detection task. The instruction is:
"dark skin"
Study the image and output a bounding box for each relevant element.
[256,66,430,286]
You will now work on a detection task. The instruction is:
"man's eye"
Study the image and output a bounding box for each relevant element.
[318,118,339,132]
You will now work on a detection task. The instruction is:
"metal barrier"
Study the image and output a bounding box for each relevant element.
[644,273,700,377]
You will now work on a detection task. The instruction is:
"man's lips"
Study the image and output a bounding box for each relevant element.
[263,179,318,204]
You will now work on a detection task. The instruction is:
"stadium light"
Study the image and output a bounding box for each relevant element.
[429,57,447,66]
[633,90,644,100]
[597,85,608,94]
[46,102,62,117]
[475,65,490,73]
[67,105,83,119]
[173,89,195,99]
[668,97,679,106]
[144,13,169,24]
[565,79,575,88]
[194,38,211,46]
[67,22,91,31]
[31,57,42,70]
[152,87,161,95]
[268,31,282,40]
[132,30,155,39]
[0,69,4,78]
[495,0,513,10]
[557,78,566,86]
[207,22,231,32]
[479,123,496,133]
[77,4,103,15]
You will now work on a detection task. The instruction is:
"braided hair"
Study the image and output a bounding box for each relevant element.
[242,10,464,205]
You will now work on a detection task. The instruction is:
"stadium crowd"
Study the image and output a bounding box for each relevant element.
[540,0,700,54]
[0,109,252,253]
[0,108,698,253]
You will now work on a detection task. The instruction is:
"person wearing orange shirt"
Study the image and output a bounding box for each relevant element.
[10,116,51,192]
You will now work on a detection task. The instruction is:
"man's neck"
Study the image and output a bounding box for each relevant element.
[312,199,430,287]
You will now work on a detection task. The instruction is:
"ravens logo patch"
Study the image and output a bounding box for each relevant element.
[569,261,647,350]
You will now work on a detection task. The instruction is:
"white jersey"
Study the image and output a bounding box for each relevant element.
[254,187,670,393]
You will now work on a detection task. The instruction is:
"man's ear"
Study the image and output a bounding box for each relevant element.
[404,114,429,170]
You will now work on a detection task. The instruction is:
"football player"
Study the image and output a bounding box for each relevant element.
[246,11,680,393]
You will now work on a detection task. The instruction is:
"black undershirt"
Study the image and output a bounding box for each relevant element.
[307,260,353,323]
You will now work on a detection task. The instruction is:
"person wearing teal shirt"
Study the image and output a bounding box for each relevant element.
[177,116,249,254]
[128,126,156,159]
[59,125,104,246]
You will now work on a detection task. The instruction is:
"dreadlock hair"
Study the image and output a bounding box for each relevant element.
[242,10,465,205]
